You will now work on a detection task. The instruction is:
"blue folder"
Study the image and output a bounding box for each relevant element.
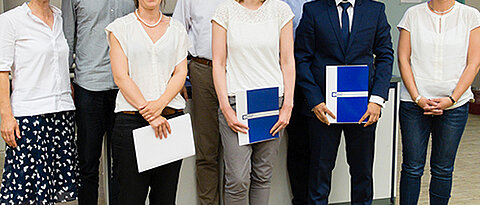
[236,87,279,145]
[326,65,369,123]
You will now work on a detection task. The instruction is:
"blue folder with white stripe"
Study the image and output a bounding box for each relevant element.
[326,65,369,123]
[236,87,279,146]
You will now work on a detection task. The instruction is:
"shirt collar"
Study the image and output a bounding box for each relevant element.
[21,2,62,17]
[335,0,355,7]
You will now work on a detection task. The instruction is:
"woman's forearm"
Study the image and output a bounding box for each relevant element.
[156,59,188,108]
[0,72,13,118]
[211,22,230,111]
[109,32,147,110]
[451,28,480,101]
[398,29,420,101]
[212,61,229,111]
[399,59,419,100]
[451,64,480,101]
[281,62,295,108]
[280,20,295,108]
[114,75,147,110]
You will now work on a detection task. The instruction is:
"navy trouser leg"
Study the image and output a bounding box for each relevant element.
[307,118,376,205]
[307,117,342,205]
[74,84,118,205]
[344,124,377,205]
[286,100,310,205]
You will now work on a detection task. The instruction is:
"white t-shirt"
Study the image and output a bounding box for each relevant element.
[397,2,480,109]
[212,0,294,96]
[105,13,191,113]
[0,3,75,117]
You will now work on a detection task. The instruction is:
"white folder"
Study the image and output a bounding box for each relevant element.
[132,114,195,173]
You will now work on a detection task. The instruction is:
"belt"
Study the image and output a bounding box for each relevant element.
[122,107,183,116]
[192,57,212,67]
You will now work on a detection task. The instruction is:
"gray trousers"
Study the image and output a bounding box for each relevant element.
[219,97,282,205]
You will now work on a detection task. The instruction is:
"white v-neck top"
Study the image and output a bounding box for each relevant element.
[398,2,480,109]
[0,3,75,117]
[212,0,294,96]
[106,13,191,112]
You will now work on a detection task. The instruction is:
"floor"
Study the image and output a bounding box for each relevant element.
[0,114,479,205]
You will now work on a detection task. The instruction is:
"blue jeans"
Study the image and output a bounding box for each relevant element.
[399,102,469,205]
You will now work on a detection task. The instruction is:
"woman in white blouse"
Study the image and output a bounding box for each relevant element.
[211,0,295,204]
[397,0,480,204]
[0,0,78,204]
[106,0,189,204]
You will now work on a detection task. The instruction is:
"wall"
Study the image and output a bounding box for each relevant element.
[379,0,427,75]
[466,0,480,8]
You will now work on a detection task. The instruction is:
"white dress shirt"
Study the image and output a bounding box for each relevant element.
[0,3,75,117]
[335,0,354,32]
[398,2,480,109]
[212,0,294,96]
[335,0,385,107]
[105,14,191,112]
[173,0,225,60]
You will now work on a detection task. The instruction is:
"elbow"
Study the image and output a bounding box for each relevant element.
[212,60,226,75]
[113,74,129,89]
[281,56,296,71]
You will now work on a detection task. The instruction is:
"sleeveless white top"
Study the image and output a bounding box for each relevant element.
[106,13,191,112]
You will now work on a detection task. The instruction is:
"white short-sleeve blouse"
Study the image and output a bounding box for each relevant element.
[105,13,191,112]
[212,0,294,96]
[0,3,75,117]
[398,2,480,109]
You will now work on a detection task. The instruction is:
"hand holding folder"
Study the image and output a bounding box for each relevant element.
[236,87,280,146]
[132,114,195,173]
[312,102,336,126]
[222,106,249,134]
[269,105,292,136]
[325,65,369,124]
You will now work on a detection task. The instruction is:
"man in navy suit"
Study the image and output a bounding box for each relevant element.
[295,0,393,204]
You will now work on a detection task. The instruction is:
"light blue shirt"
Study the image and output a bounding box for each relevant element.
[282,0,312,36]
[62,0,135,91]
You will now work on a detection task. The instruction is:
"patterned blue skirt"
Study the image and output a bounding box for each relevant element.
[0,111,79,205]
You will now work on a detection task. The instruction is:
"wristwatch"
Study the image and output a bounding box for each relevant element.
[449,96,457,105]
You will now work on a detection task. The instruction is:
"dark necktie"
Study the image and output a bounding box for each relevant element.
[340,2,352,48]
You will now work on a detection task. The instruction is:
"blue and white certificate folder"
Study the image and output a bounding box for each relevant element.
[236,87,279,146]
[326,65,368,123]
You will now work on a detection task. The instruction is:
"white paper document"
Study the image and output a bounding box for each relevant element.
[132,114,195,173]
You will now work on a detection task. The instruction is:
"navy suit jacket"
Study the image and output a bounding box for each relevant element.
[295,0,394,113]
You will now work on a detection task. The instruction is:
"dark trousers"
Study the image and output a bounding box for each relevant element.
[112,112,182,205]
[74,84,118,205]
[307,117,376,205]
[399,102,469,205]
[286,95,310,205]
